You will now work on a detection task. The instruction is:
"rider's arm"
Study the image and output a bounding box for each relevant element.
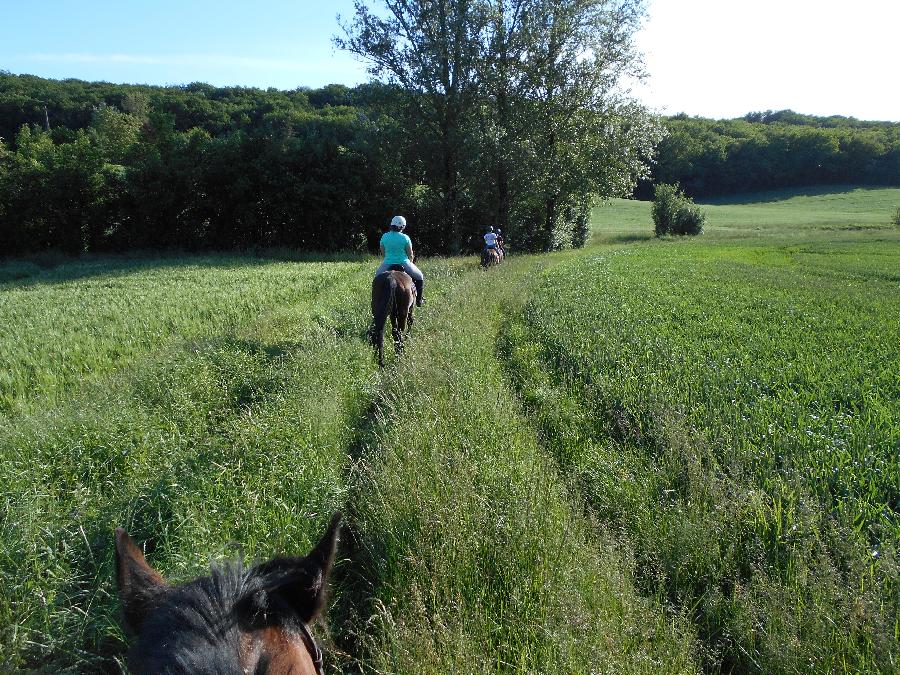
[380,244,385,257]
[406,244,414,261]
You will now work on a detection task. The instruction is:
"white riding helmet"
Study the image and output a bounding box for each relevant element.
[390,215,407,231]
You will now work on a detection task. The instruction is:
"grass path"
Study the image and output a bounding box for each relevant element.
[334,254,697,672]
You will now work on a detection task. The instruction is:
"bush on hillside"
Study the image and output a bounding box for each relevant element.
[892,206,900,226]
[570,200,591,248]
[652,183,706,236]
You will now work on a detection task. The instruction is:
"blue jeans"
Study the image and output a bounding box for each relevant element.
[376,261,424,304]
[374,261,424,282]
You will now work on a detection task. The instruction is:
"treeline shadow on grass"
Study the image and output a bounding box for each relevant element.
[602,232,654,244]
[698,184,895,205]
[0,248,372,287]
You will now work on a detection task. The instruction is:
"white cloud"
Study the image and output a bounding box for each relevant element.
[632,0,900,120]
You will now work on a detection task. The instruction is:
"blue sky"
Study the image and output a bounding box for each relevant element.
[2,0,898,121]
[2,0,369,90]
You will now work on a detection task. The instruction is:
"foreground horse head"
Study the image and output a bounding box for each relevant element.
[369,268,416,368]
[115,513,341,674]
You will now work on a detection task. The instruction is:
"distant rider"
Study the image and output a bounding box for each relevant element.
[496,228,505,257]
[483,226,499,259]
[376,215,425,306]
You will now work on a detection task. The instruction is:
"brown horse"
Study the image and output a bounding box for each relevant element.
[115,514,341,675]
[481,247,501,268]
[369,266,416,367]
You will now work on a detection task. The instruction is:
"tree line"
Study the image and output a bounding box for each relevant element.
[1,0,658,256]
[0,74,409,255]
[2,6,898,258]
[0,68,649,256]
[643,111,900,199]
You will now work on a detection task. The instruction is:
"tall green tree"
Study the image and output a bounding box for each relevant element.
[478,0,530,237]
[512,0,655,249]
[338,0,659,251]
[337,0,489,252]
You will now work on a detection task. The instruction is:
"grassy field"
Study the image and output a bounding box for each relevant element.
[1,186,897,672]
[0,253,367,414]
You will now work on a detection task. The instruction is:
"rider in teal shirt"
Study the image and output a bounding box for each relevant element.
[380,229,412,265]
[376,216,425,306]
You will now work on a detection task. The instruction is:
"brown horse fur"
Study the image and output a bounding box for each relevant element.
[369,268,416,367]
[115,513,341,675]
[481,247,501,268]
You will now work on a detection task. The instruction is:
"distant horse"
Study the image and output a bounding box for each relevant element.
[481,247,501,268]
[369,266,416,367]
[115,514,341,675]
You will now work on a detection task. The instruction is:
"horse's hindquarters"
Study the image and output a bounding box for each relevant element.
[482,249,501,268]
[371,270,416,366]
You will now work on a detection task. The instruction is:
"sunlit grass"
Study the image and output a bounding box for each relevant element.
[592,185,900,242]
[0,255,368,415]
[2,186,897,672]
[500,200,900,671]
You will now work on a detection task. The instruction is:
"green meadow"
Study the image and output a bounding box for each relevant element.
[1,186,898,672]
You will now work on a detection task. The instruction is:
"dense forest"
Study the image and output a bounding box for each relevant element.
[644,110,900,198]
[0,73,406,255]
[1,72,898,255]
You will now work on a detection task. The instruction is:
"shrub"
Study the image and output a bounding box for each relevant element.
[569,199,591,249]
[652,183,706,236]
[891,206,900,227]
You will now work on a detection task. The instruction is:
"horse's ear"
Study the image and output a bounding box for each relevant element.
[305,512,342,586]
[115,528,168,634]
[251,513,342,624]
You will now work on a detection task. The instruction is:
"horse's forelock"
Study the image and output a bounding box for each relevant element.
[128,561,252,674]
[129,558,319,673]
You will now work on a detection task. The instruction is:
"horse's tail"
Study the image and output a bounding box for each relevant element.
[370,273,396,354]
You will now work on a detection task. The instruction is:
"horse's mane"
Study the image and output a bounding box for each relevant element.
[127,561,246,673]
[129,558,310,674]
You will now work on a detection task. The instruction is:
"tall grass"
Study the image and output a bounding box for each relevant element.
[498,232,899,671]
[0,255,359,414]
[0,260,375,670]
[340,258,697,672]
[1,252,697,672]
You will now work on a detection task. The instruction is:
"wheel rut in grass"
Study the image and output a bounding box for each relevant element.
[327,259,482,672]
[331,254,698,673]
